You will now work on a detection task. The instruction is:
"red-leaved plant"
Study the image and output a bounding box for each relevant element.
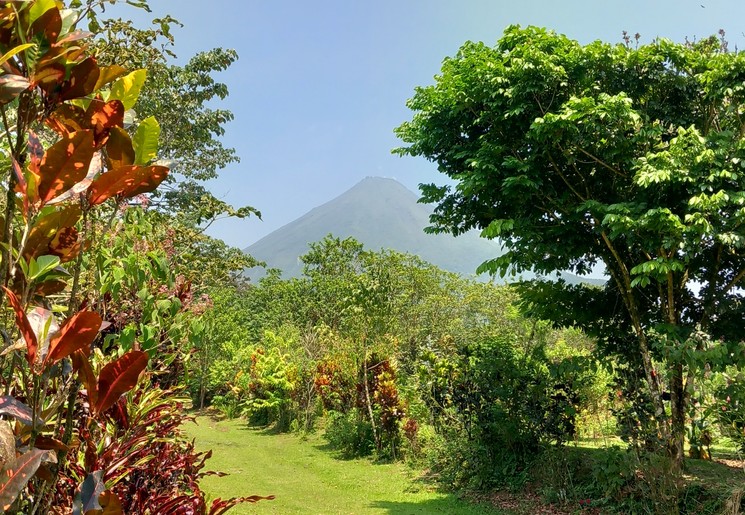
[0,1,271,512]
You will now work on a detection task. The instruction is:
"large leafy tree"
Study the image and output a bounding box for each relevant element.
[396,26,745,465]
[92,14,261,226]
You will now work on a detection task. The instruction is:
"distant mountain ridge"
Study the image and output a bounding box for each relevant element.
[243,176,605,285]
[243,177,505,280]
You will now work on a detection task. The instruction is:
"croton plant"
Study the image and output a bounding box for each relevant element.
[0,1,270,513]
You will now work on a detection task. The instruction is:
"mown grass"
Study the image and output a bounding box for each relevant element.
[184,414,745,514]
[184,415,507,515]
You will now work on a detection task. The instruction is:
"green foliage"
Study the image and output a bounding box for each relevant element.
[417,331,583,489]
[324,409,376,458]
[396,23,745,464]
[713,370,745,453]
[241,341,296,430]
[0,0,173,508]
[93,15,260,230]
[95,212,185,355]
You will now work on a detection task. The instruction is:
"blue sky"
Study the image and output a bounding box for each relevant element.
[117,1,745,248]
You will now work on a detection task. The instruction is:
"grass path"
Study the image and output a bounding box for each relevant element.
[184,415,505,515]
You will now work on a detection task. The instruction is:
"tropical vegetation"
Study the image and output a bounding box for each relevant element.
[0,1,742,513]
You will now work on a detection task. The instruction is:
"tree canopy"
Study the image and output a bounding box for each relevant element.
[92,14,261,227]
[396,25,745,465]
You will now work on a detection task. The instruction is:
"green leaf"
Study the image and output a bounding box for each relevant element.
[0,43,34,68]
[16,256,29,279]
[28,255,60,281]
[109,69,147,110]
[28,0,56,26]
[59,7,78,36]
[133,116,160,165]
[480,219,514,239]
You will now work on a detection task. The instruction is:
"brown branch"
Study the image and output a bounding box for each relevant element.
[576,147,628,177]
[700,243,723,329]
[567,158,592,199]
[547,154,587,202]
[667,270,676,324]
[722,266,745,295]
[533,93,546,115]
[598,226,667,423]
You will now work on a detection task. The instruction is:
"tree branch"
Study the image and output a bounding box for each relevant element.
[547,154,586,202]
[722,266,745,295]
[576,147,628,178]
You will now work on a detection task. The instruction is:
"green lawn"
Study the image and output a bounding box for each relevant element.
[184,415,506,515]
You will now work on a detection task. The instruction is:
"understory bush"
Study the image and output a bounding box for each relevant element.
[417,333,582,489]
[324,408,375,458]
[714,373,745,454]
[528,445,745,515]
[241,345,295,430]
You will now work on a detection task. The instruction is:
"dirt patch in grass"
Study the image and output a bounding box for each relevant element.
[473,490,601,515]
[714,457,745,471]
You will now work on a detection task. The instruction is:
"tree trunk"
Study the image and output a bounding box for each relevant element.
[199,379,206,410]
[603,258,670,442]
[362,352,380,451]
[669,361,686,470]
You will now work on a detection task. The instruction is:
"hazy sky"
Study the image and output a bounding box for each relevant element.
[117,1,745,248]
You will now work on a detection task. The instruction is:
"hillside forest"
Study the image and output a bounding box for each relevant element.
[0,1,741,514]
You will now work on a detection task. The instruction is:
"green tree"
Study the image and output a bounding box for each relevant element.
[92,15,261,226]
[396,26,745,466]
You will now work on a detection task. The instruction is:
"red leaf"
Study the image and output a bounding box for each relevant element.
[44,310,101,367]
[0,449,56,511]
[0,74,29,104]
[54,30,92,46]
[22,204,82,262]
[38,130,95,204]
[29,5,61,44]
[60,57,100,101]
[95,351,148,414]
[31,63,65,95]
[71,350,98,409]
[105,128,134,170]
[99,489,124,514]
[48,226,81,263]
[88,165,169,206]
[86,99,124,147]
[2,287,38,367]
[46,152,102,206]
[10,156,25,196]
[33,435,70,453]
[0,396,32,426]
[36,46,85,74]
[27,131,43,174]
[12,154,35,215]
[47,103,88,135]
[34,278,68,297]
